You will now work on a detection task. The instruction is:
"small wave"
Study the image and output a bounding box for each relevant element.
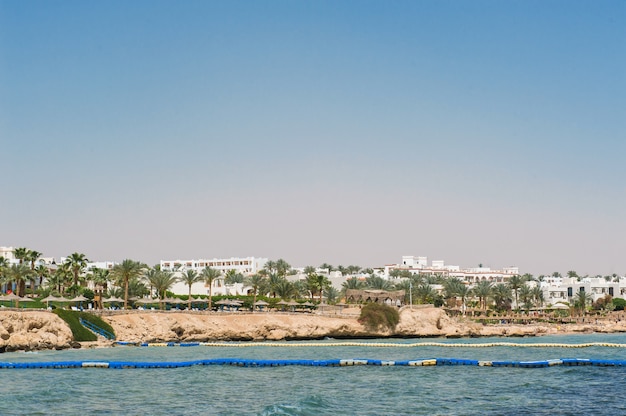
[258,394,333,416]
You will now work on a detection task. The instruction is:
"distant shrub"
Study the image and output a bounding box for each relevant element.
[358,303,400,331]
[612,298,626,311]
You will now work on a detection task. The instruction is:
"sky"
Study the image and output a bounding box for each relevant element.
[1,1,625,275]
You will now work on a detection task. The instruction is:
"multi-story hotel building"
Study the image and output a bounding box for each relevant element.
[160,256,267,275]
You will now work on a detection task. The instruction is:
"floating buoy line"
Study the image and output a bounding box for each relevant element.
[114,341,626,348]
[1,358,626,369]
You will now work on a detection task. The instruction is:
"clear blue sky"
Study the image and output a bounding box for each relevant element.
[1,1,624,275]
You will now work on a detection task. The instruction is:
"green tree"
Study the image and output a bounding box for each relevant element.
[13,247,29,264]
[492,283,512,312]
[472,281,493,311]
[200,266,222,310]
[152,270,178,309]
[365,275,394,291]
[26,250,42,294]
[110,259,145,309]
[274,279,297,300]
[518,284,534,313]
[267,273,284,298]
[13,247,29,296]
[325,286,339,304]
[65,252,89,287]
[415,283,437,305]
[7,264,32,306]
[507,274,526,311]
[34,265,50,294]
[224,269,244,285]
[245,274,267,312]
[275,259,291,277]
[532,286,544,308]
[574,290,592,315]
[342,276,364,291]
[307,273,331,303]
[179,270,202,309]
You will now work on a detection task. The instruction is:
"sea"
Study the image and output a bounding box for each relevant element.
[1,333,626,415]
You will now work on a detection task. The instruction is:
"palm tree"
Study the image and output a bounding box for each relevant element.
[574,290,592,315]
[152,270,178,309]
[303,266,316,276]
[49,262,71,294]
[264,260,277,275]
[274,280,296,300]
[34,265,49,293]
[26,250,42,294]
[267,273,284,298]
[365,274,394,291]
[89,267,110,309]
[507,274,526,311]
[200,266,221,311]
[415,283,437,305]
[275,259,291,277]
[180,270,202,309]
[492,283,512,313]
[142,267,160,297]
[65,252,88,287]
[110,259,145,309]
[532,286,544,309]
[245,274,266,312]
[518,284,534,313]
[7,264,32,306]
[325,286,339,303]
[342,276,364,291]
[309,273,330,303]
[13,247,29,295]
[0,257,8,293]
[472,281,493,311]
[13,247,29,264]
[224,269,244,285]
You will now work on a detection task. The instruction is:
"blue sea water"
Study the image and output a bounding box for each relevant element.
[1,334,626,415]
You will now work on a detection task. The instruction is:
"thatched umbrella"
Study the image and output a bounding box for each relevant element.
[254,300,269,311]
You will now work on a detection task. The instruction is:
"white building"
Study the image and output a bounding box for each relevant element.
[160,256,267,275]
[0,246,15,261]
[386,255,519,283]
[542,277,626,306]
[161,256,268,297]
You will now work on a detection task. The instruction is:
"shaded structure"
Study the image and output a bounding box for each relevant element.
[345,289,405,305]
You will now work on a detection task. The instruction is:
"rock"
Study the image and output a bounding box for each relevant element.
[0,311,73,352]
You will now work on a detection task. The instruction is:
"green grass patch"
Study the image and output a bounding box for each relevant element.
[358,303,400,331]
[53,310,116,341]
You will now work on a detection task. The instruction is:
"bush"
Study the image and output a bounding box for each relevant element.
[358,303,400,331]
[612,298,626,311]
[53,310,115,342]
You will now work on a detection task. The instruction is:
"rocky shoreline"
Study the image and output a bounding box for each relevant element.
[2,307,626,352]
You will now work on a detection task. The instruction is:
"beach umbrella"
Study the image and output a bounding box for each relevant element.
[254,300,269,311]
[70,295,89,302]
[0,293,34,308]
[135,298,158,304]
[41,295,59,308]
[103,296,125,303]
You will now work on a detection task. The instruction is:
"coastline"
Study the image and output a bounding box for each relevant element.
[2,307,626,352]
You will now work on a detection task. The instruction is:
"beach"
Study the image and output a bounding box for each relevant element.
[2,306,626,352]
